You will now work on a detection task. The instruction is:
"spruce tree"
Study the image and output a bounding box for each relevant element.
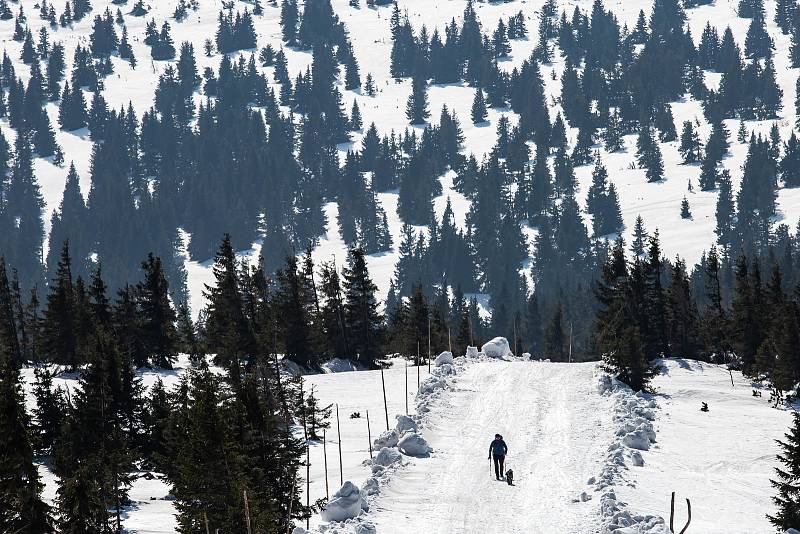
[768,412,800,530]
[342,248,383,367]
[471,87,487,124]
[406,77,430,125]
[136,254,177,369]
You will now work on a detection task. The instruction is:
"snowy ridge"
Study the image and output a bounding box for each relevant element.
[595,374,667,534]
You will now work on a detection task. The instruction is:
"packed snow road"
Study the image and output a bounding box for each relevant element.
[368,361,615,533]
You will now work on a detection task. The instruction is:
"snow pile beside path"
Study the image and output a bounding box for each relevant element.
[322,358,362,374]
[593,373,668,534]
[320,482,368,522]
[397,432,431,457]
[434,351,453,367]
[481,337,513,359]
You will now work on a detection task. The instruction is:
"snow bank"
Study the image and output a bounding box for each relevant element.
[593,372,666,534]
[395,414,418,435]
[481,337,513,359]
[320,482,366,522]
[322,358,361,373]
[373,429,399,449]
[434,351,454,366]
[397,432,431,457]
[371,446,402,467]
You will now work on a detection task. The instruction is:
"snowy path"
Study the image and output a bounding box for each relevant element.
[368,361,614,533]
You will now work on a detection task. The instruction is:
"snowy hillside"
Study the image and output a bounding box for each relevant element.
[1,0,797,312]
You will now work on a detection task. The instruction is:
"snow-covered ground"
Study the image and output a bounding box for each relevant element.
[614,358,792,534]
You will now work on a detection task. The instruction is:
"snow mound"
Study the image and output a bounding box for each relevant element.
[522,352,532,360]
[397,431,431,457]
[465,346,480,359]
[322,358,360,373]
[371,446,402,467]
[434,351,454,366]
[373,429,399,449]
[417,374,446,397]
[593,372,666,533]
[481,337,513,359]
[321,481,365,522]
[787,530,800,534]
[361,477,380,497]
[395,414,418,435]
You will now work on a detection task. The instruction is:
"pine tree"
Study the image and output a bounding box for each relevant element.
[136,254,177,369]
[680,196,692,219]
[471,87,488,124]
[343,248,383,367]
[781,131,800,187]
[678,120,702,163]
[406,77,430,125]
[0,348,53,533]
[768,412,800,530]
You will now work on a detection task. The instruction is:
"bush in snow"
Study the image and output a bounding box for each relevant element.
[398,431,431,456]
[481,337,513,359]
[321,481,366,522]
[434,351,454,366]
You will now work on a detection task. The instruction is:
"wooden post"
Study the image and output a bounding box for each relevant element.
[380,365,389,431]
[405,357,409,414]
[513,318,518,356]
[243,489,252,534]
[306,444,310,530]
[336,404,343,486]
[568,322,573,363]
[428,316,432,373]
[729,369,735,387]
[204,512,210,534]
[366,409,373,459]
[417,340,421,388]
[323,429,329,500]
[448,327,452,354]
[286,478,296,534]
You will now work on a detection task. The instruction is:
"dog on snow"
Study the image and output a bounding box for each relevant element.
[505,469,514,485]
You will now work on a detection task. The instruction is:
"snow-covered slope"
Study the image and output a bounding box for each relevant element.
[4,0,799,314]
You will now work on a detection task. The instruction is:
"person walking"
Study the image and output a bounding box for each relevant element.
[488,434,508,480]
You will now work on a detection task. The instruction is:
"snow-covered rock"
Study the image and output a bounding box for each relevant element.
[522,352,531,360]
[395,414,418,435]
[465,346,480,359]
[481,337,513,359]
[373,429,399,449]
[786,529,800,534]
[629,451,644,467]
[434,351,454,366]
[322,358,360,373]
[321,481,365,522]
[397,432,431,457]
[372,447,402,467]
[356,523,377,534]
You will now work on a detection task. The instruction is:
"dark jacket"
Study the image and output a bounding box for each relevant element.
[489,438,508,458]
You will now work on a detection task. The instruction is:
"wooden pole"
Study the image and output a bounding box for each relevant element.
[405,357,409,414]
[204,512,210,534]
[366,409,373,459]
[513,317,518,356]
[306,444,310,530]
[243,490,252,534]
[380,365,389,431]
[417,340,421,388]
[428,316,431,373]
[729,369,735,387]
[323,429,329,500]
[448,327,452,354]
[286,478,296,534]
[568,322,573,363]
[336,404,343,486]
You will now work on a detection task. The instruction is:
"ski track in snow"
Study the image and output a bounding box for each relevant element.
[367,361,614,534]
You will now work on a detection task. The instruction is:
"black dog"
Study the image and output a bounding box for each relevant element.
[505,469,514,485]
